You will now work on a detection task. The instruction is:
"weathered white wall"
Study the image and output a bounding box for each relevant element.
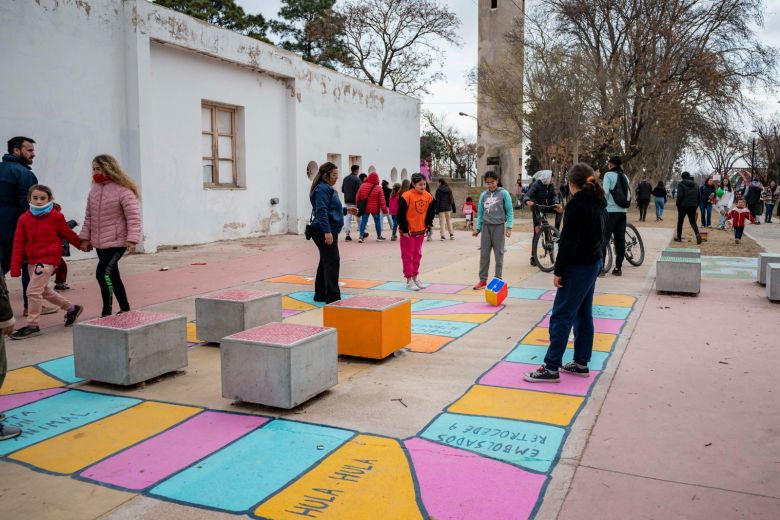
[0,0,420,251]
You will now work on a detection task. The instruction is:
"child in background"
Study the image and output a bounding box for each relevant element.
[52,203,78,291]
[397,173,435,291]
[10,185,83,339]
[389,183,401,241]
[462,197,477,231]
[472,171,514,290]
[727,198,755,244]
[80,155,142,317]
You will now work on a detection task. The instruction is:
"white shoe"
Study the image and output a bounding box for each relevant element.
[413,278,429,290]
[406,280,420,291]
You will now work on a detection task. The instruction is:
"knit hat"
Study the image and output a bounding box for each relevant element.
[681,171,692,179]
[608,156,622,166]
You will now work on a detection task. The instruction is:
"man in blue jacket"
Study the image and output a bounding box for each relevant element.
[0,137,39,314]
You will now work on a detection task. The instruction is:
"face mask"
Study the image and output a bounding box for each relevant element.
[93,173,111,183]
[30,201,53,216]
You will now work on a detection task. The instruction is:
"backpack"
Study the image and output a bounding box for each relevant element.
[356,184,376,217]
[609,171,632,209]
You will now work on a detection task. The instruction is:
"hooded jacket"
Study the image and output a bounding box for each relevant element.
[11,209,81,276]
[0,153,38,241]
[676,178,700,208]
[79,181,142,249]
[434,183,455,213]
[355,172,387,214]
[341,173,361,204]
[554,190,607,276]
[699,183,716,205]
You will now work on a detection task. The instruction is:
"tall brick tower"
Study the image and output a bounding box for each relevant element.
[477,0,523,187]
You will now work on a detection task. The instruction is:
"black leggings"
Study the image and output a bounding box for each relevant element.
[96,247,130,316]
[676,206,700,240]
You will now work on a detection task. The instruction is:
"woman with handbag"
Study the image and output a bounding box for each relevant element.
[309,162,351,303]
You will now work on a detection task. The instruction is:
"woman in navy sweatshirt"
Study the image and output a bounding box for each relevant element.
[524,163,606,383]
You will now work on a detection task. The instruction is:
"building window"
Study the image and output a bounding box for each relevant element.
[401,168,408,180]
[491,0,498,9]
[327,153,342,173]
[349,155,362,172]
[202,102,238,187]
[391,168,398,183]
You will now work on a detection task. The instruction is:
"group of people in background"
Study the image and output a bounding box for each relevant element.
[0,136,142,441]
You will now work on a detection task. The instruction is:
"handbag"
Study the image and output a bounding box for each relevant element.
[304,210,314,240]
[357,185,376,217]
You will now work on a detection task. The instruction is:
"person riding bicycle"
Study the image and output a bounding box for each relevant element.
[524,169,562,267]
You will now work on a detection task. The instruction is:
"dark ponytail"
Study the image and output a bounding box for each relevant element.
[566,163,604,198]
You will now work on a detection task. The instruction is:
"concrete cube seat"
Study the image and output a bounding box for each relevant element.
[196,289,282,344]
[757,253,780,285]
[323,296,411,359]
[656,257,701,295]
[74,311,187,386]
[767,263,780,302]
[221,322,337,409]
[661,247,701,259]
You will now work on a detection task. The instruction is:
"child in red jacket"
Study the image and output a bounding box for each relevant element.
[727,198,755,244]
[10,185,83,339]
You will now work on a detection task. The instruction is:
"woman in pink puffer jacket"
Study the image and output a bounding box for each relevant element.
[80,155,142,317]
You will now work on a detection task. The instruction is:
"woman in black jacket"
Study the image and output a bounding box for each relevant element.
[524,163,605,383]
[434,178,455,240]
[652,181,667,221]
[675,172,702,244]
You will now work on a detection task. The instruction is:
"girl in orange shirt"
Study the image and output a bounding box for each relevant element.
[397,174,435,291]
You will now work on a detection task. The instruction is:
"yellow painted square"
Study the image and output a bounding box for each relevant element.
[448,385,583,426]
[11,402,201,474]
[282,295,316,311]
[0,366,63,395]
[186,322,202,343]
[520,327,615,352]
[593,294,636,307]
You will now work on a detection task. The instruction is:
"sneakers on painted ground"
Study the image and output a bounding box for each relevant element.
[473,280,487,290]
[561,361,590,377]
[64,305,83,327]
[413,278,429,290]
[405,280,420,291]
[11,326,41,340]
[0,423,21,441]
[523,365,560,383]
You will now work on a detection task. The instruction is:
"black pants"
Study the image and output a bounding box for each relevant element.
[96,247,130,316]
[735,226,744,240]
[747,203,759,220]
[638,199,650,221]
[603,212,626,270]
[0,235,29,308]
[676,206,700,240]
[311,228,341,303]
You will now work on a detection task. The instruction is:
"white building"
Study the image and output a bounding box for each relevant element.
[0,0,420,252]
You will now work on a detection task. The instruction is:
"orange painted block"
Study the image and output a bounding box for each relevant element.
[323,296,411,359]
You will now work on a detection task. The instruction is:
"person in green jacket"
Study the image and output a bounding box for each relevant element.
[472,171,514,290]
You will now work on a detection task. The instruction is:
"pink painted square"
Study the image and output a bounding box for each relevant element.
[479,361,600,396]
[0,388,67,412]
[327,295,406,310]
[84,310,178,329]
[227,322,329,345]
[538,315,624,334]
[541,290,557,301]
[206,289,277,302]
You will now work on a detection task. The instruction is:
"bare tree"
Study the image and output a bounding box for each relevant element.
[422,111,476,182]
[340,0,460,96]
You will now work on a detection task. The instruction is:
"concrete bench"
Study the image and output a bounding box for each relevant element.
[757,253,780,285]
[74,311,187,386]
[323,296,411,359]
[195,289,282,344]
[221,322,337,409]
[656,257,701,295]
[661,247,701,259]
[767,263,780,302]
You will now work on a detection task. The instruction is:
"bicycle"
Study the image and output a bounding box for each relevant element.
[530,205,561,273]
[602,222,645,273]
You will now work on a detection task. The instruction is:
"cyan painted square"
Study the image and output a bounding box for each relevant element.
[0,390,140,455]
[592,305,631,320]
[373,281,413,292]
[37,356,83,384]
[505,344,610,371]
[150,419,354,513]
[507,288,547,300]
[286,291,353,308]
[420,412,566,473]
[411,319,478,338]
[411,299,463,312]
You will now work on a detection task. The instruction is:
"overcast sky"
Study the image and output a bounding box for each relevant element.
[238,0,780,158]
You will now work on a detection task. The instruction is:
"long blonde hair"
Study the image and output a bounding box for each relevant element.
[92,154,141,200]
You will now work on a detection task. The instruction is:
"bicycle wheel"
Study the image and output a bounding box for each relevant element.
[532,225,559,273]
[602,242,614,273]
[624,223,645,266]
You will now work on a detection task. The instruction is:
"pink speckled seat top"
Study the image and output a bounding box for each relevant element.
[205,289,276,302]
[84,310,178,329]
[227,322,330,346]
[327,296,406,310]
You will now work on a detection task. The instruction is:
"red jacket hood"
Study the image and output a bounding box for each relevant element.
[366,172,380,185]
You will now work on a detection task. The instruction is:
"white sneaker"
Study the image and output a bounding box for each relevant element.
[413,278,429,290]
[406,280,420,291]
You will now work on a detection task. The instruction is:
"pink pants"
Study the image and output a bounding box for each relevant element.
[27,263,71,326]
[400,234,425,278]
